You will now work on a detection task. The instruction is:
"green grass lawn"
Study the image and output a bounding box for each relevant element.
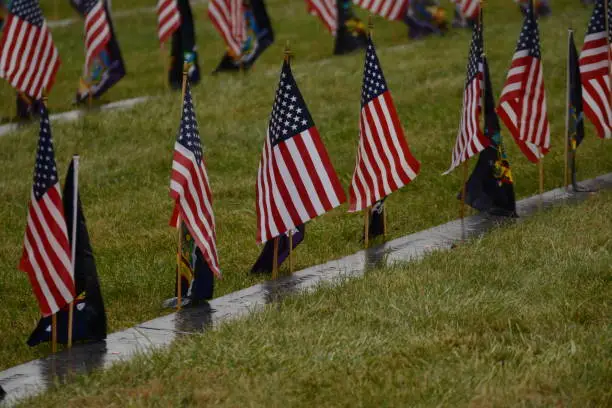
[1,0,612,371]
[18,189,612,407]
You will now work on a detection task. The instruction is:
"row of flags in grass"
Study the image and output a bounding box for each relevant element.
[12,0,612,346]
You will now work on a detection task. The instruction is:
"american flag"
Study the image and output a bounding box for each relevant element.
[256,61,346,244]
[169,83,220,277]
[156,0,181,45]
[353,0,409,21]
[497,2,550,162]
[0,0,60,99]
[208,0,246,57]
[19,107,75,318]
[452,0,480,20]
[306,0,337,34]
[579,0,611,139]
[445,19,489,174]
[348,38,420,212]
[82,0,111,72]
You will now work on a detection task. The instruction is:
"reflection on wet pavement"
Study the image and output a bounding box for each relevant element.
[1,175,610,406]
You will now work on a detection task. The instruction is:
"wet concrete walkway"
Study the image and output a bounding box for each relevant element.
[1,173,611,406]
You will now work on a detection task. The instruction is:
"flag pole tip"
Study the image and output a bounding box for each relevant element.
[283,41,291,63]
[368,15,374,36]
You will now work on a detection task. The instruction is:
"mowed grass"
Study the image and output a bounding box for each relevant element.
[19,189,612,407]
[1,0,612,370]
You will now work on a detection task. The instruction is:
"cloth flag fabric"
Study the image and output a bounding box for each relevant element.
[568,30,587,189]
[367,198,386,239]
[497,1,550,162]
[348,37,420,212]
[208,0,246,58]
[452,0,479,21]
[0,0,60,99]
[307,0,336,34]
[168,0,200,89]
[445,17,488,174]
[251,224,305,273]
[28,159,107,346]
[353,0,409,20]
[78,0,111,70]
[462,58,517,217]
[169,82,220,277]
[256,60,346,244]
[212,0,274,73]
[579,0,611,139]
[157,0,181,45]
[19,107,75,317]
[164,222,215,307]
[70,0,126,103]
[334,0,368,55]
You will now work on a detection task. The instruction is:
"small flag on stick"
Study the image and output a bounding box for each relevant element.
[19,106,75,318]
[444,17,489,174]
[348,36,420,212]
[169,80,220,278]
[579,0,611,140]
[497,0,551,162]
[256,57,345,245]
[157,0,181,45]
[0,0,61,99]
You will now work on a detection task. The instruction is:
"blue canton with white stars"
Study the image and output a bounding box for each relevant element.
[33,108,59,201]
[177,83,203,165]
[586,0,612,41]
[9,0,44,27]
[361,38,389,107]
[268,61,314,147]
[515,2,541,59]
[465,21,483,89]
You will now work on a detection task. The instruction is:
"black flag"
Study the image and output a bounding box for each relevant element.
[366,198,386,240]
[28,159,107,346]
[334,0,368,55]
[568,30,586,191]
[213,0,274,73]
[250,224,305,274]
[461,58,517,217]
[169,0,201,89]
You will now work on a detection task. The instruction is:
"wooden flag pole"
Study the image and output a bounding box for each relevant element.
[174,63,189,310]
[272,237,279,279]
[67,155,80,348]
[564,29,571,190]
[42,90,58,353]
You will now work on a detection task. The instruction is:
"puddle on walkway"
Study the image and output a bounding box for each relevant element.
[1,174,610,406]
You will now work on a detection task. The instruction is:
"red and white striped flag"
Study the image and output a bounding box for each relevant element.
[0,0,60,99]
[579,0,611,139]
[156,0,181,45]
[445,19,489,173]
[497,2,550,162]
[82,0,111,71]
[169,83,220,276]
[306,0,337,34]
[353,0,409,21]
[256,61,346,244]
[349,38,420,212]
[19,108,75,317]
[452,0,480,21]
[208,0,246,57]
